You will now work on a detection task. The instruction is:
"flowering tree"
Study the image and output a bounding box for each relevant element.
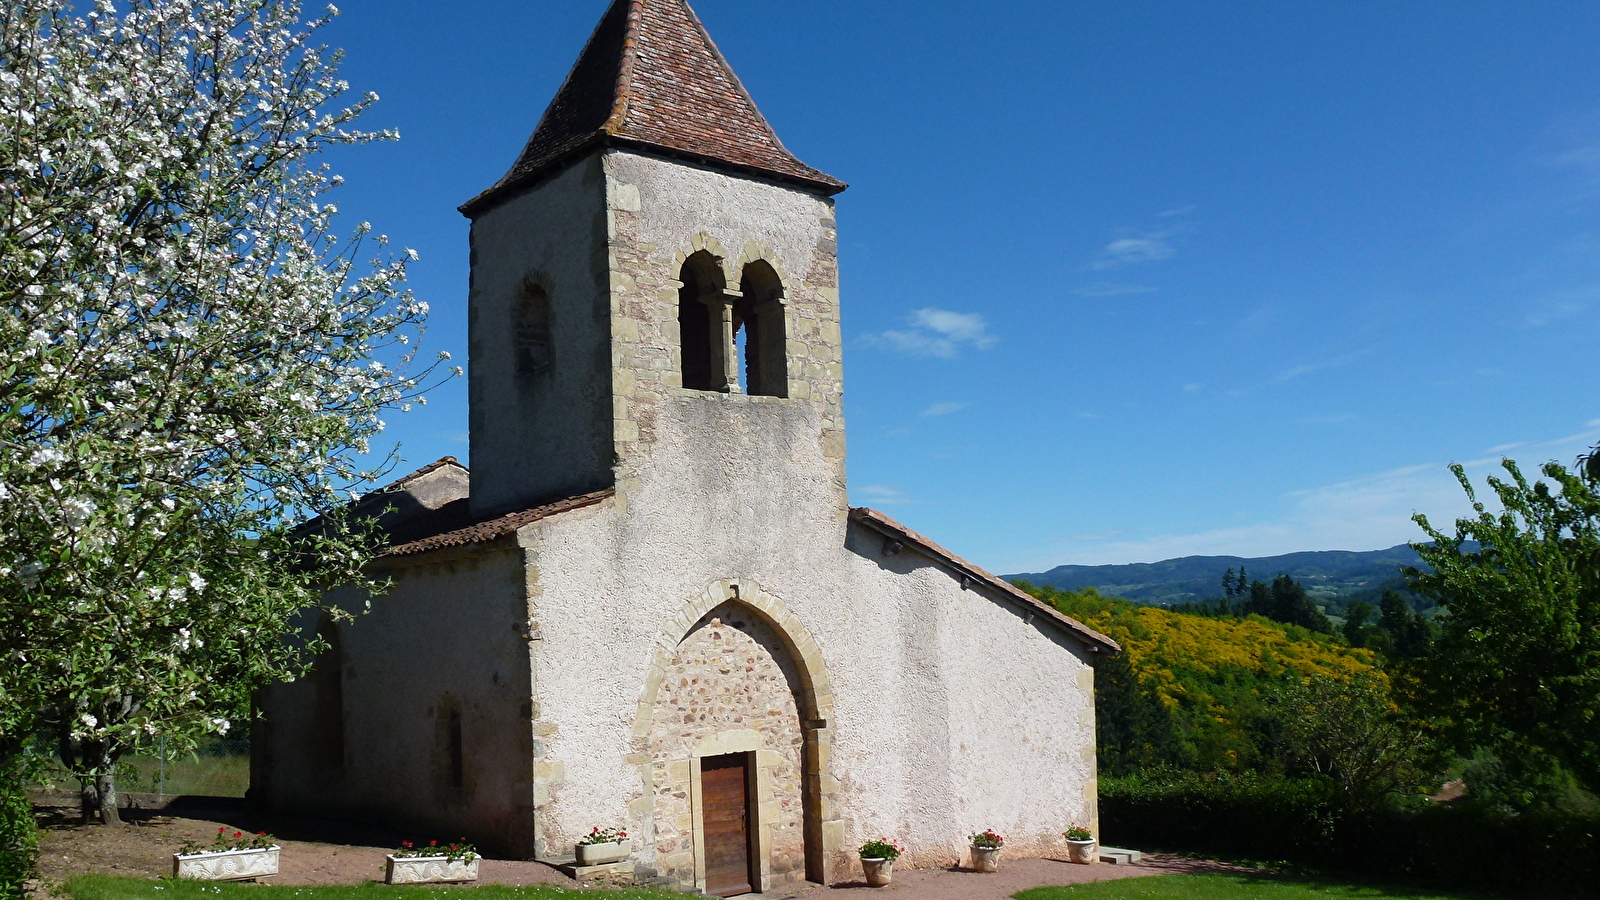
[0,0,453,823]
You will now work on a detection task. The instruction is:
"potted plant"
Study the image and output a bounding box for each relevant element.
[385,839,480,884]
[969,829,1004,873]
[575,826,631,866]
[173,828,280,881]
[858,838,905,887]
[1064,823,1097,864]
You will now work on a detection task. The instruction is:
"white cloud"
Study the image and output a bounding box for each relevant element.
[1275,346,1375,383]
[1157,205,1197,218]
[870,308,998,358]
[855,484,915,506]
[1182,383,1204,393]
[1091,234,1175,270]
[1071,282,1158,298]
[1006,420,1600,568]
[922,401,968,417]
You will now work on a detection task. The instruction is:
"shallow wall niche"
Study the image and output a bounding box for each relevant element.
[513,275,552,376]
[634,582,839,891]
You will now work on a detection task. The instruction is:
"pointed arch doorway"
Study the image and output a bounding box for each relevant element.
[635,581,838,894]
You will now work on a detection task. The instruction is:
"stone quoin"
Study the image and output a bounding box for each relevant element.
[252,0,1119,895]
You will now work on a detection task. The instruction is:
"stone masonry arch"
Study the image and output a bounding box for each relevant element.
[631,580,839,889]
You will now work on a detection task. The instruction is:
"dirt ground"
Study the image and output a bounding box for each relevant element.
[32,794,1241,899]
[32,795,577,889]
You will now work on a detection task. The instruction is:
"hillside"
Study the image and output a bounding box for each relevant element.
[1022,583,1380,773]
[1009,544,1423,608]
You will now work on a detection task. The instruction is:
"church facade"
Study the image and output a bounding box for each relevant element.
[253,0,1118,895]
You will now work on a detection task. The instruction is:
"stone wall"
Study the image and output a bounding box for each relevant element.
[647,602,807,888]
[601,149,847,506]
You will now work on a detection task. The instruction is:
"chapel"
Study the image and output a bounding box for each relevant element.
[252,0,1118,894]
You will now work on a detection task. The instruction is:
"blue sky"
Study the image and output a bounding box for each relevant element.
[317,1,1600,572]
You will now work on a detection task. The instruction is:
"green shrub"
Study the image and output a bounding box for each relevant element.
[1101,772,1600,898]
[0,766,38,900]
[1100,770,1340,863]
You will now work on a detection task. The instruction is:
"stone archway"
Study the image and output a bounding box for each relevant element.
[632,580,838,892]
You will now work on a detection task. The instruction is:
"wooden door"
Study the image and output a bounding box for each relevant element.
[701,754,754,897]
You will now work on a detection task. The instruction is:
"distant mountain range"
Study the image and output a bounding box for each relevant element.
[1008,545,1426,608]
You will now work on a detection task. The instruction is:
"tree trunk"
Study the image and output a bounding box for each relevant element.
[74,738,123,826]
[95,772,121,826]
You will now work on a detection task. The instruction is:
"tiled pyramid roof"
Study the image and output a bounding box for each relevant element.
[461,0,845,216]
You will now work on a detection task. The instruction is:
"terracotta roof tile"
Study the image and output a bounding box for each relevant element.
[850,507,1122,654]
[383,489,615,557]
[377,456,465,492]
[461,0,845,216]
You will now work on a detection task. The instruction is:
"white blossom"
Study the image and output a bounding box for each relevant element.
[0,0,456,807]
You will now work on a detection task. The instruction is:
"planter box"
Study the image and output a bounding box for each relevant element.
[384,854,480,885]
[575,839,631,866]
[1067,839,1098,864]
[172,847,280,881]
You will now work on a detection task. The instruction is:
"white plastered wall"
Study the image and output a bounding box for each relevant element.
[255,546,541,857]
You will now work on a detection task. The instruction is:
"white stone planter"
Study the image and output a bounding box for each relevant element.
[575,839,631,866]
[172,846,280,881]
[970,845,1001,873]
[861,857,894,886]
[384,854,480,884]
[1067,838,1098,864]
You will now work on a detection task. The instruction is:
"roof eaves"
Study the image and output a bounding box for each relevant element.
[370,456,467,496]
[849,507,1122,654]
[383,488,615,558]
[459,134,846,219]
[458,133,609,217]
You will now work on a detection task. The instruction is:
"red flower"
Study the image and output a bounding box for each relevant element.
[402,841,413,849]
[256,832,265,837]
[234,832,243,839]
[429,840,438,846]
[619,832,627,838]
[218,827,227,833]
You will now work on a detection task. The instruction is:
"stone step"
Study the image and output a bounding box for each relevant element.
[1098,846,1142,865]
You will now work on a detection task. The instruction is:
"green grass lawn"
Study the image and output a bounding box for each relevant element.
[64,876,682,900]
[117,754,251,798]
[1015,874,1501,900]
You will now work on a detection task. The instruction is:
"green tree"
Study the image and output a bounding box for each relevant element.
[1377,589,1431,659]
[1089,649,1183,775]
[1342,601,1374,648]
[0,0,451,824]
[1409,460,1600,799]
[1275,672,1436,812]
[1244,574,1332,634]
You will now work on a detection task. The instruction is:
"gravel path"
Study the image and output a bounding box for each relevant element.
[33,794,1242,898]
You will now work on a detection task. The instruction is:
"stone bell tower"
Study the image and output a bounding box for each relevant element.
[459,0,850,522]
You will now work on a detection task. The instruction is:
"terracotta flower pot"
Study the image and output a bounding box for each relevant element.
[861,857,894,886]
[1067,838,1097,864]
[970,845,1001,872]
